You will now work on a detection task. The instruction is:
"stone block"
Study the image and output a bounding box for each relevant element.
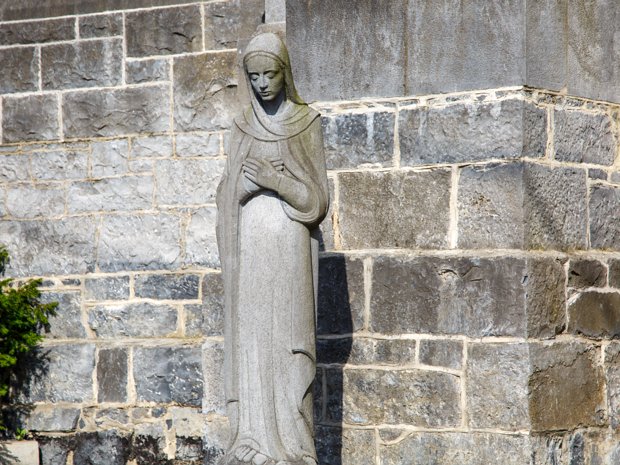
[129,159,154,173]
[175,132,220,157]
[134,345,203,406]
[373,339,417,366]
[67,176,154,214]
[605,342,620,429]
[176,437,203,461]
[265,0,285,23]
[525,257,567,339]
[30,149,89,181]
[0,17,74,45]
[40,291,86,339]
[39,436,73,465]
[135,273,200,300]
[41,39,123,90]
[63,85,171,138]
[567,291,620,339]
[155,158,224,205]
[131,135,173,158]
[399,99,546,165]
[84,275,130,301]
[126,5,202,57]
[126,58,170,84]
[317,254,365,335]
[97,348,127,402]
[192,273,224,337]
[338,169,451,249]
[419,339,463,370]
[184,207,220,268]
[203,0,240,50]
[131,423,169,464]
[554,110,616,165]
[315,426,375,465]
[379,432,531,465]
[589,184,620,250]
[2,94,59,143]
[6,184,65,219]
[202,339,225,414]
[73,430,131,465]
[317,338,416,367]
[589,168,608,180]
[26,406,80,432]
[610,259,620,288]
[321,111,394,169]
[0,154,30,182]
[343,368,460,427]
[0,47,38,93]
[91,139,129,177]
[88,302,178,338]
[79,13,122,38]
[467,343,530,430]
[0,217,97,276]
[97,213,181,272]
[568,259,607,288]
[173,51,239,131]
[529,341,606,431]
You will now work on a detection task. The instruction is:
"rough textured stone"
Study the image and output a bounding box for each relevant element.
[63,85,171,138]
[0,47,38,94]
[525,257,567,338]
[41,291,86,339]
[0,154,30,182]
[321,111,394,169]
[131,135,173,158]
[202,340,225,414]
[131,423,170,464]
[317,254,365,335]
[0,17,74,44]
[91,139,129,177]
[338,170,451,249]
[419,339,463,370]
[155,159,224,205]
[134,346,203,406]
[184,207,220,268]
[30,149,89,180]
[39,436,73,465]
[610,259,620,289]
[84,275,130,301]
[567,291,620,339]
[529,341,606,431]
[88,302,178,338]
[26,406,80,432]
[79,13,122,38]
[97,213,181,272]
[343,368,460,427]
[97,348,127,402]
[175,132,221,157]
[126,5,202,57]
[2,94,59,143]
[126,58,170,84]
[42,39,123,90]
[554,110,616,165]
[73,430,131,465]
[6,184,65,219]
[69,176,153,213]
[589,184,620,250]
[203,0,240,49]
[135,273,200,300]
[399,100,546,165]
[588,168,608,180]
[190,273,224,337]
[173,51,239,131]
[373,339,417,366]
[0,217,97,276]
[467,343,530,429]
[315,427,375,465]
[568,259,607,288]
[605,343,620,429]
[318,338,416,367]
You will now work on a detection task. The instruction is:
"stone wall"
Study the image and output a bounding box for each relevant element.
[0,1,619,465]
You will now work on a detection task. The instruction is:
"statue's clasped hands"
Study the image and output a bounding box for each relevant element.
[242,156,285,192]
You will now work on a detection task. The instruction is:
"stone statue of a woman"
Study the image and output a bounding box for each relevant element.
[215,33,329,465]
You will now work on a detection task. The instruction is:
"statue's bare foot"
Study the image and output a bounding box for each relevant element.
[235,445,257,462]
[252,452,269,465]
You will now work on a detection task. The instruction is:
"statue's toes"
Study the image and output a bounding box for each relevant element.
[241,448,257,462]
[252,453,268,465]
[235,446,250,460]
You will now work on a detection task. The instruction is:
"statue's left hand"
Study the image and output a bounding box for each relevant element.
[242,157,284,192]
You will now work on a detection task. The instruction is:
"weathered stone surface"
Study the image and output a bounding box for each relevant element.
[529,341,606,431]
[370,256,527,337]
[88,302,178,337]
[554,110,616,165]
[126,5,202,57]
[18,343,95,403]
[39,436,73,465]
[68,176,153,213]
[155,159,224,205]
[126,58,170,84]
[30,149,89,180]
[321,111,394,169]
[175,132,220,157]
[84,275,130,301]
[373,339,417,366]
[6,184,65,219]
[467,343,530,429]
[567,291,620,339]
[589,184,620,250]
[343,368,460,427]
[184,207,220,268]
[265,0,285,23]
[131,423,169,464]
[419,339,463,370]
[399,100,546,165]
[97,213,181,272]
[525,257,567,338]
[202,340,225,414]
[317,254,365,335]
[91,139,129,177]
[380,432,531,465]
[315,426,375,465]
[568,259,607,288]
[41,291,86,339]
[189,273,224,337]
[63,85,171,138]
[174,51,238,131]
[134,345,203,406]
[317,338,416,367]
[135,273,200,300]
[26,406,80,432]
[79,13,122,38]
[338,170,451,249]
[0,17,74,44]
[589,168,608,180]
[41,39,123,89]
[203,0,239,49]
[610,259,620,289]
[73,430,131,465]
[0,47,38,93]
[0,154,29,182]
[131,135,172,158]
[2,94,59,143]
[605,343,620,429]
[0,217,97,276]
[319,176,335,251]
[97,348,127,402]
[524,163,588,250]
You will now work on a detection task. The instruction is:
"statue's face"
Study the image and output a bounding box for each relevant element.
[246,55,284,102]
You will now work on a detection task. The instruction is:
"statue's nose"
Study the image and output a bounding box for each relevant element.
[259,76,268,89]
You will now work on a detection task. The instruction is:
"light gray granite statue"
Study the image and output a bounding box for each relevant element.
[215,33,329,465]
